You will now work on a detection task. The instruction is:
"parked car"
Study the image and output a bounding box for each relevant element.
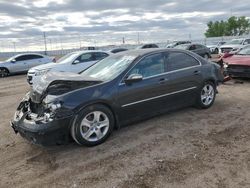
[174,43,211,59]
[206,41,226,54]
[166,41,191,48]
[136,43,159,49]
[109,48,128,54]
[11,49,223,146]
[219,38,250,54]
[27,50,111,84]
[0,53,54,77]
[223,45,250,78]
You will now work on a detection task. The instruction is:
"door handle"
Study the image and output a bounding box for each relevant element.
[158,78,168,84]
[193,70,201,75]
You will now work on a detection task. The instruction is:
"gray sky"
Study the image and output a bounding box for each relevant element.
[0,0,249,51]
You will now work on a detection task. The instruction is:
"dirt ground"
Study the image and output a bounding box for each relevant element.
[0,75,250,188]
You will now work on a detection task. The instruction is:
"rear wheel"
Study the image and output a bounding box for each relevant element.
[0,68,9,77]
[196,82,216,109]
[204,54,209,60]
[71,104,114,146]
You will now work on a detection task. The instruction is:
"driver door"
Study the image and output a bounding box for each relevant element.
[117,52,171,122]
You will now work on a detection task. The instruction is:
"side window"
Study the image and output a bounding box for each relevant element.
[30,55,43,59]
[244,39,250,44]
[195,45,203,49]
[129,53,165,78]
[95,53,109,60]
[15,55,29,61]
[166,52,200,72]
[77,53,95,63]
[189,45,196,50]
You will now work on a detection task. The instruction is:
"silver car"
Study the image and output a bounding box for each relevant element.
[27,50,111,84]
[0,53,54,77]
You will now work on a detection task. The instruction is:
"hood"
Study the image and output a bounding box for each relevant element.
[207,45,217,48]
[29,62,57,72]
[220,44,242,49]
[224,55,250,66]
[30,71,102,103]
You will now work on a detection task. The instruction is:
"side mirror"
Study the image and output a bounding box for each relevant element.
[124,74,143,85]
[11,59,16,63]
[73,60,80,64]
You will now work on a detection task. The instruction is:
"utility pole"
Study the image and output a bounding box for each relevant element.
[13,42,16,52]
[43,32,47,55]
[122,37,125,44]
[78,34,82,49]
[137,32,140,44]
[49,39,52,51]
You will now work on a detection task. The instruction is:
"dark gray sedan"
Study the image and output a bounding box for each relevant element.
[175,43,211,59]
[11,49,223,146]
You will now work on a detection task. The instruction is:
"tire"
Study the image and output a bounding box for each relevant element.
[214,48,219,54]
[204,54,209,60]
[196,81,216,109]
[0,68,9,78]
[71,104,114,146]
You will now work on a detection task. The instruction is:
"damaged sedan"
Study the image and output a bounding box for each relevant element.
[11,49,223,146]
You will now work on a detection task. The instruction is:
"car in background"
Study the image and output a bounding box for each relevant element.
[166,41,191,48]
[223,45,250,78]
[109,48,128,54]
[219,38,250,54]
[11,49,223,146]
[206,41,226,54]
[27,50,111,84]
[136,43,159,49]
[0,53,54,78]
[174,43,211,59]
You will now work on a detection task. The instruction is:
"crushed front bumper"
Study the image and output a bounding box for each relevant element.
[11,101,74,146]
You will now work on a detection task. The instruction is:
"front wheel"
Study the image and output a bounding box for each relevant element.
[71,104,114,146]
[196,82,216,109]
[0,68,9,78]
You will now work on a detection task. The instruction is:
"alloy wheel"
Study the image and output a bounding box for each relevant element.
[0,69,8,77]
[79,111,110,142]
[201,84,215,106]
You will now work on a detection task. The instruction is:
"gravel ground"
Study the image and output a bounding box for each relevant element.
[0,75,250,188]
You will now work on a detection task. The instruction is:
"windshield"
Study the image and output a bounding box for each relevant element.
[56,52,79,64]
[174,44,189,50]
[237,46,250,55]
[81,54,137,82]
[226,39,243,45]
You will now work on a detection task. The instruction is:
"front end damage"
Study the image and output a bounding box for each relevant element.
[11,93,74,145]
[11,71,102,146]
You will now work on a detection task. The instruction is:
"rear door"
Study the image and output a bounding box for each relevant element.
[164,51,203,106]
[117,52,172,121]
[27,54,45,69]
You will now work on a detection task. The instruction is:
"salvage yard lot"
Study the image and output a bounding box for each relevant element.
[0,75,250,188]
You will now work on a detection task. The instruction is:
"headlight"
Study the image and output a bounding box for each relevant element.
[224,63,229,68]
[35,69,50,76]
[46,101,62,112]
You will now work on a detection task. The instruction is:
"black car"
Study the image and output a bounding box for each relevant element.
[11,49,223,146]
[175,43,211,59]
[109,48,128,54]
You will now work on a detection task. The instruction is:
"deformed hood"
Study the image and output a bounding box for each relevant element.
[30,71,102,103]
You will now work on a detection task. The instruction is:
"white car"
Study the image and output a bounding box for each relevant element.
[27,50,111,84]
[0,53,54,77]
[219,38,250,54]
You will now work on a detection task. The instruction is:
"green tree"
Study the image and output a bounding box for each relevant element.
[205,16,250,37]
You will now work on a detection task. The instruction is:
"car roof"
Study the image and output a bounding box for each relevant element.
[72,50,111,55]
[116,48,195,57]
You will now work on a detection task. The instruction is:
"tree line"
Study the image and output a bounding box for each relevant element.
[205,16,250,37]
